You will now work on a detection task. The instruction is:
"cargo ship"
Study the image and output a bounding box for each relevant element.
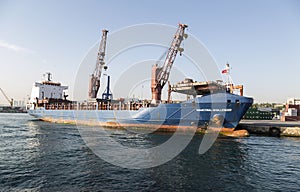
[27,24,253,133]
[26,73,252,130]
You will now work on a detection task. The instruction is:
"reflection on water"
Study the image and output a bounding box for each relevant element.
[0,114,300,191]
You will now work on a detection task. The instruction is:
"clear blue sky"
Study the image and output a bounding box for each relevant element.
[0,0,299,105]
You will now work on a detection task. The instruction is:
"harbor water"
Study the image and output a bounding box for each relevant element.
[1,113,300,191]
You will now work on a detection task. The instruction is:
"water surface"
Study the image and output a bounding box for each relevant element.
[1,113,300,191]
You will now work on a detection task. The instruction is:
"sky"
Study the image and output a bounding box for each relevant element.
[0,0,299,105]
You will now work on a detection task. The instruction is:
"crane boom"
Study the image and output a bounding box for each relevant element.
[0,88,13,107]
[151,23,188,104]
[88,29,109,99]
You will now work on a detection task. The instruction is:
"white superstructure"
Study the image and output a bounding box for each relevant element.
[27,73,68,109]
[287,98,300,105]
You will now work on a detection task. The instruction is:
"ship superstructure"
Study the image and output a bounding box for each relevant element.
[27,72,68,110]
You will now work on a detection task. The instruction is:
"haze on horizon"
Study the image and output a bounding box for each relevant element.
[0,0,299,105]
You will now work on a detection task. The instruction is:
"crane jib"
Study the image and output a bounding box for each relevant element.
[151,23,188,104]
[88,29,109,99]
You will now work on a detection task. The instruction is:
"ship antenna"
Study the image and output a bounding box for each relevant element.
[47,72,52,81]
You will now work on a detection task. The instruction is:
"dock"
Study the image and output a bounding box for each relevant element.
[237,120,300,137]
[0,106,26,113]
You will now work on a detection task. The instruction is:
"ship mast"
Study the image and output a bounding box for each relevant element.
[151,23,188,104]
[222,63,244,96]
[88,29,109,99]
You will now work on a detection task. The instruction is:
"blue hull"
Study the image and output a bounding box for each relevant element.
[28,93,253,129]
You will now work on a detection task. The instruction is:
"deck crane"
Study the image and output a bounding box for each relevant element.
[0,88,13,107]
[88,29,109,99]
[151,23,188,104]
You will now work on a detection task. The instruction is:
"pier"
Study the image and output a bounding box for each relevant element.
[237,120,300,137]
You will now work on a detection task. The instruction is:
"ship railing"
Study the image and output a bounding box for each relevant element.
[43,101,151,111]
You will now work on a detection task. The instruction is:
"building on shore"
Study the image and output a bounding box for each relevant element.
[281,98,300,121]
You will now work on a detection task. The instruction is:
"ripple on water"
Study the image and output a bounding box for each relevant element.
[1,114,300,191]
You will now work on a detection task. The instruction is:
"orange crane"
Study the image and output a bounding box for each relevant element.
[88,29,109,99]
[0,88,13,107]
[151,23,188,104]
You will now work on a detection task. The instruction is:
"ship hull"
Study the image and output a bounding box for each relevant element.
[28,93,253,129]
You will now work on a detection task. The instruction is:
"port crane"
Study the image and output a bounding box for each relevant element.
[0,88,13,107]
[88,29,109,99]
[151,23,188,104]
